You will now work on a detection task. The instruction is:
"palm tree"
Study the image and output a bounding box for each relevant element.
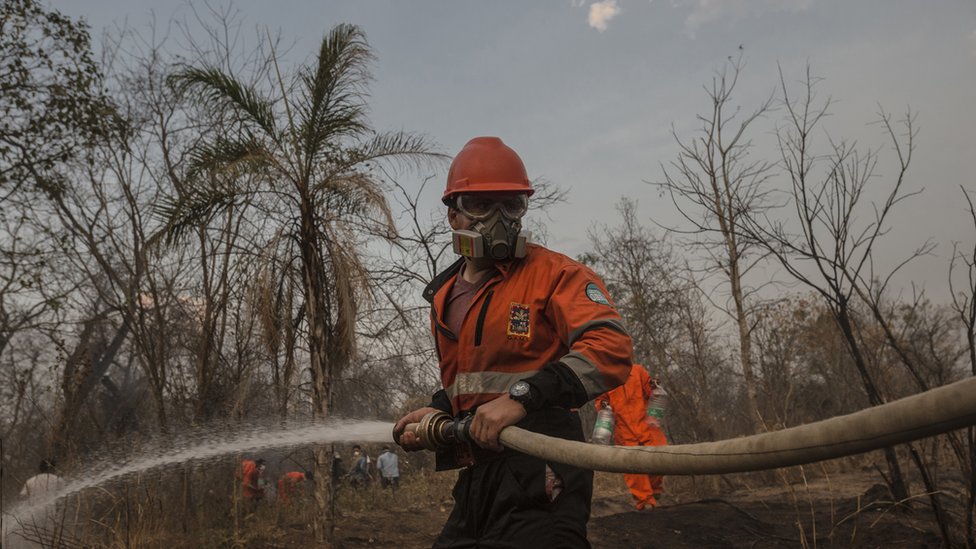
[164,24,441,541]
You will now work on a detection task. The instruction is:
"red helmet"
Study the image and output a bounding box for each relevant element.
[442,137,534,204]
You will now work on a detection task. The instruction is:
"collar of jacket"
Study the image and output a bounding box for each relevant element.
[422,253,526,304]
[422,258,463,304]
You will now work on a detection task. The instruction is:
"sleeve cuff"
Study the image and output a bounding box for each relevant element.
[430,389,452,414]
[523,362,589,410]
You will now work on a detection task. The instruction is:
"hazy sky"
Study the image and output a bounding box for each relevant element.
[54,0,976,301]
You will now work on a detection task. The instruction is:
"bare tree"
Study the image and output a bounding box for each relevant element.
[585,198,688,371]
[666,286,739,443]
[50,310,130,460]
[950,187,976,381]
[0,213,62,359]
[581,197,745,443]
[949,186,976,546]
[658,54,777,432]
[0,0,114,466]
[739,66,961,532]
[751,297,808,429]
[35,8,265,436]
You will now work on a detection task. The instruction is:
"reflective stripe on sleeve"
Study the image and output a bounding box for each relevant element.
[567,318,629,346]
[444,371,532,402]
[560,351,612,396]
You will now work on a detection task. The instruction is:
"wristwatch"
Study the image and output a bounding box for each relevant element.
[508,380,535,409]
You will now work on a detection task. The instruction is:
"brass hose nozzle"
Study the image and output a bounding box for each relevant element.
[403,411,473,451]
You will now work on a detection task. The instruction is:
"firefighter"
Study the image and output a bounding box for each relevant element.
[240,458,266,501]
[277,470,312,505]
[597,363,668,510]
[394,137,634,548]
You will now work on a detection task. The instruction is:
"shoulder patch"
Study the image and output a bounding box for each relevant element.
[585,282,611,306]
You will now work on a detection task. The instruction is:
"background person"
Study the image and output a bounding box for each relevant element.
[347,445,371,488]
[277,471,312,505]
[394,136,634,548]
[331,452,343,482]
[12,459,67,549]
[240,458,267,502]
[20,459,64,506]
[376,446,400,490]
[596,363,669,510]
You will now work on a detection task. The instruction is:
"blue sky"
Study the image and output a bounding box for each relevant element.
[55,0,976,300]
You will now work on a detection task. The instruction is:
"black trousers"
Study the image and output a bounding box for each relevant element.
[433,453,592,549]
[433,410,593,549]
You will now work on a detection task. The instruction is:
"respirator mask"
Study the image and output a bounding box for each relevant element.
[452,193,529,261]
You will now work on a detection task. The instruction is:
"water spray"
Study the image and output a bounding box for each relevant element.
[2,420,392,546]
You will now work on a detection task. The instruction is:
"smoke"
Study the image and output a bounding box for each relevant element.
[588,0,621,32]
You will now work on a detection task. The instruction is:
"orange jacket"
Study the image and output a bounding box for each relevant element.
[277,471,306,504]
[426,244,634,414]
[598,364,657,444]
[240,460,263,499]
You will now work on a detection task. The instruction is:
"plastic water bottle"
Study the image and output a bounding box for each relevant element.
[647,382,667,427]
[591,400,615,445]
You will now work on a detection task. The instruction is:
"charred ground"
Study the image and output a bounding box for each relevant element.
[291,468,950,548]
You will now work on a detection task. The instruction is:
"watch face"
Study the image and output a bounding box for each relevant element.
[510,381,530,399]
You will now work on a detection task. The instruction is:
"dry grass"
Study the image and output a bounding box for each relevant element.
[13,450,965,548]
[20,467,458,548]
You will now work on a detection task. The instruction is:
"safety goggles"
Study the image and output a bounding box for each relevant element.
[455,193,529,221]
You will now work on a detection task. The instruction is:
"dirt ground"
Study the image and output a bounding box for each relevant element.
[5,458,958,548]
[322,471,948,549]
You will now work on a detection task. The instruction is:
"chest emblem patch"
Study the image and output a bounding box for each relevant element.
[585,282,611,306]
[507,303,531,340]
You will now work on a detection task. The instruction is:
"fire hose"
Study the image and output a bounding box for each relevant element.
[404,376,976,474]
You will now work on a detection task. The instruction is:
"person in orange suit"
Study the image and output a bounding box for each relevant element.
[277,471,312,505]
[597,363,668,510]
[239,458,266,501]
[394,137,635,547]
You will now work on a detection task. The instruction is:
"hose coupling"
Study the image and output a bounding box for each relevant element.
[404,411,473,451]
